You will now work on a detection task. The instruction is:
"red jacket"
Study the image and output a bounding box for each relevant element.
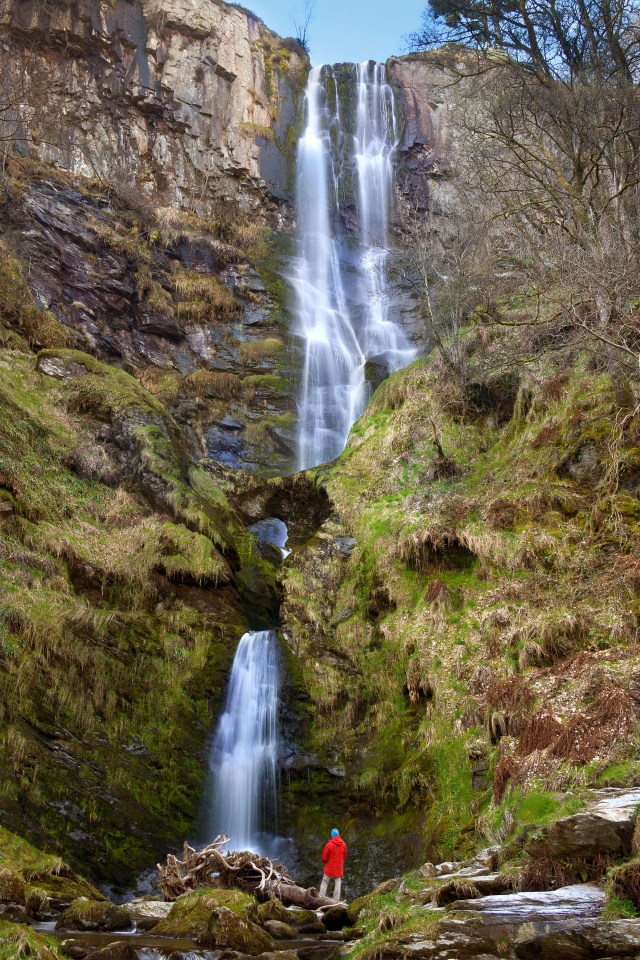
[321,836,347,877]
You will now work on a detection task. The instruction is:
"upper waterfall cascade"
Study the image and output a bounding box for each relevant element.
[206,630,279,853]
[292,61,416,472]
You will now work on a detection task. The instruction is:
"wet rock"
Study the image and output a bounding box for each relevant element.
[56,898,133,932]
[262,919,297,938]
[252,951,299,960]
[60,941,88,960]
[334,536,358,556]
[89,944,138,960]
[122,897,174,930]
[295,920,327,934]
[204,907,278,953]
[322,905,349,931]
[134,311,184,341]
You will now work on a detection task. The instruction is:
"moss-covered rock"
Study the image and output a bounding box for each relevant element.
[262,919,297,938]
[151,888,258,939]
[0,867,26,904]
[256,899,297,925]
[56,899,133,932]
[203,906,278,953]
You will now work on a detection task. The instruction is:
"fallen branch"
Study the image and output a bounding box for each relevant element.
[157,836,341,908]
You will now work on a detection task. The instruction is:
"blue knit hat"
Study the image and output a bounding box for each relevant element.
[331,828,339,837]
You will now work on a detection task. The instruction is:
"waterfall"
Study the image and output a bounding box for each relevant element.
[292,61,415,471]
[206,630,279,853]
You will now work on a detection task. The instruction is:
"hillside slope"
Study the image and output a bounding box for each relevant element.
[282,324,640,882]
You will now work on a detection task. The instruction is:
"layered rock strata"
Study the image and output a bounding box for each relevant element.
[0,0,307,215]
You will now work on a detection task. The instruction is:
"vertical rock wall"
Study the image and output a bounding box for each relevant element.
[0,0,308,215]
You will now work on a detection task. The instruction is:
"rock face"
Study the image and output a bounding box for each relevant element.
[526,788,640,859]
[389,51,465,218]
[0,0,307,215]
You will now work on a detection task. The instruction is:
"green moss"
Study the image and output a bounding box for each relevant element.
[152,888,258,938]
[0,921,65,959]
[56,898,131,931]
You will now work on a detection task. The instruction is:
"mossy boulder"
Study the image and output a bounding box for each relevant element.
[56,898,133,932]
[256,900,297,925]
[0,867,26,904]
[90,945,137,960]
[288,908,322,928]
[151,888,257,940]
[203,906,278,952]
[262,919,297,938]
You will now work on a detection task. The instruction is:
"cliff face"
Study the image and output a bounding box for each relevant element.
[389,50,467,219]
[0,0,307,215]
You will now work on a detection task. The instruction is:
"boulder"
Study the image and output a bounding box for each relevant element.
[288,908,322,926]
[262,919,297,938]
[257,901,297,925]
[56,898,133,932]
[89,945,138,960]
[122,898,173,930]
[295,919,326,934]
[0,868,26,904]
[60,942,88,960]
[515,919,640,959]
[203,906,278,953]
[151,888,257,940]
[526,790,640,860]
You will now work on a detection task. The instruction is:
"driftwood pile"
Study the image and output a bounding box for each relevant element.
[158,835,339,909]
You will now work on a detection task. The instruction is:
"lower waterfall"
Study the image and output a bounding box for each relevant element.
[205,630,280,853]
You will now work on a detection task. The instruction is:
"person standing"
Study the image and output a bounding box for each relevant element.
[319,828,347,901]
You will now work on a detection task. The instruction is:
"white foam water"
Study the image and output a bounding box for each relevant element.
[292,61,415,471]
[206,630,279,853]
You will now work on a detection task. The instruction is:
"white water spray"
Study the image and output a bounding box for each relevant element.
[207,630,279,852]
[292,61,415,471]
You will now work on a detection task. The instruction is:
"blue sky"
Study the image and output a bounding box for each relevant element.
[238,0,423,66]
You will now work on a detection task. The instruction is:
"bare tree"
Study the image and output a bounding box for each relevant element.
[292,0,314,56]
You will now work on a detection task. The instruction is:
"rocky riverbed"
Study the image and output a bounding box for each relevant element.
[3,787,640,960]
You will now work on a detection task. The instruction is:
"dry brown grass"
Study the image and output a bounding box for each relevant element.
[183,369,242,400]
[611,859,640,909]
[173,271,240,321]
[434,879,481,905]
[516,712,563,756]
[549,681,639,762]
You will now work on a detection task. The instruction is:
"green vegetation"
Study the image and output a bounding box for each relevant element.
[0,300,272,882]
[0,922,65,960]
[152,887,258,938]
[283,331,640,865]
